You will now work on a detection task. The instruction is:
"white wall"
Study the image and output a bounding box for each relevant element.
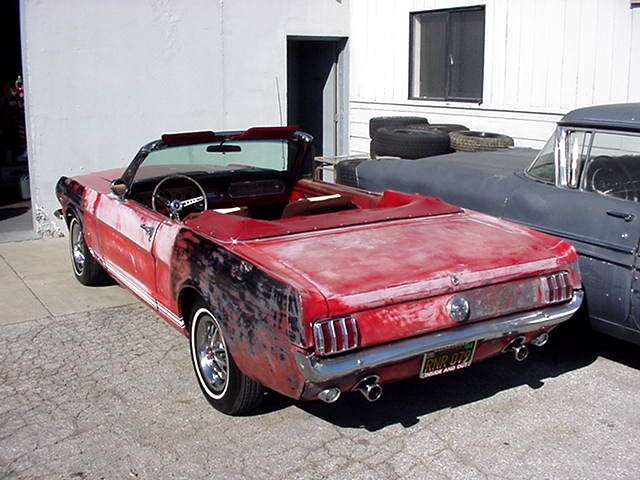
[20,0,350,233]
[349,0,640,154]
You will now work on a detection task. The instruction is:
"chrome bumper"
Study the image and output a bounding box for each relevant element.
[295,291,583,384]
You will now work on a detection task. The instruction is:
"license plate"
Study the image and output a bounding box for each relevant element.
[419,341,477,378]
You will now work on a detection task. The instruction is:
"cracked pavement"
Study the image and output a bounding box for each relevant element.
[1,301,639,479]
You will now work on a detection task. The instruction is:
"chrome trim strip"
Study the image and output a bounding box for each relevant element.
[103,259,184,327]
[158,302,184,327]
[313,323,325,354]
[338,318,349,351]
[328,321,337,353]
[295,291,583,384]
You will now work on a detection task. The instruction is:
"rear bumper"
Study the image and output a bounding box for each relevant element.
[295,290,583,384]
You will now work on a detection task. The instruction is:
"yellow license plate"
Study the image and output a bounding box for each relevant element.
[419,341,476,378]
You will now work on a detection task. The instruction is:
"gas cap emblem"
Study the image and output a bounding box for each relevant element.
[447,297,470,323]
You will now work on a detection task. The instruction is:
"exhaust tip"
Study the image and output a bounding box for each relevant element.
[531,332,550,347]
[364,383,383,402]
[513,344,529,362]
[354,375,383,402]
[318,387,341,403]
[503,337,529,362]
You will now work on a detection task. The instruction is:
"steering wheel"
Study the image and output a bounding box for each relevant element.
[588,155,638,201]
[151,174,208,220]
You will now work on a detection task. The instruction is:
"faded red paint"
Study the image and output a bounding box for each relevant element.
[55,129,583,407]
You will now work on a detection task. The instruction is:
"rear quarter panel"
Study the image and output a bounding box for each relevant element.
[170,229,310,399]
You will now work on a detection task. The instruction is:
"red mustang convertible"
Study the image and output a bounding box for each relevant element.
[55,126,583,415]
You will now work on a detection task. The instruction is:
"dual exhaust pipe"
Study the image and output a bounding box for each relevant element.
[317,375,383,404]
[505,332,550,362]
[319,333,551,403]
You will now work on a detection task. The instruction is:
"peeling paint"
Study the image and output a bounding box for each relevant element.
[35,205,63,238]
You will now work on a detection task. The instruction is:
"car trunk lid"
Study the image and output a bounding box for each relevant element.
[240,210,575,317]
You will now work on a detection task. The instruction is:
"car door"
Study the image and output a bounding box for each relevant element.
[504,130,640,335]
[94,192,165,309]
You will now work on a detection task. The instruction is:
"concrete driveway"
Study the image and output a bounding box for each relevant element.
[1,239,639,479]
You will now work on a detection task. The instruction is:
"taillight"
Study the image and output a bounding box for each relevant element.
[313,316,359,356]
[541,271,573,304]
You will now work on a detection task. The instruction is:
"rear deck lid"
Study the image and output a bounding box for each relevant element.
[241,211,574,316]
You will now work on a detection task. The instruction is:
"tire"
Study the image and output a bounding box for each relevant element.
[190,301,264,415]
[449,130,514,152]
[406,123,469,134]
[369,116,428,139]
[372,126,452,159]
[335,159,366,187]
[68,216,110,286]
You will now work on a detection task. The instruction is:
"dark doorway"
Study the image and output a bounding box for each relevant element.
[287,38,345,158]
[1,0,32,241]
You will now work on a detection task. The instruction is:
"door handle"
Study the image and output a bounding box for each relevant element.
[140,223,155,240]
[606,210,635,222]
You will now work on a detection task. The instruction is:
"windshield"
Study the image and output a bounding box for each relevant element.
[134,139,294,182]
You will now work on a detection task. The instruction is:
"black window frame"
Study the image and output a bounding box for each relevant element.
[408,5,486,103]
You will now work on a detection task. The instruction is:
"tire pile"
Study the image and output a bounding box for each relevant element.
[335,116,515,187]
[368,116,514,158]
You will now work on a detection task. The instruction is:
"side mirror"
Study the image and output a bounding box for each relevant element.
[110,179,128,197]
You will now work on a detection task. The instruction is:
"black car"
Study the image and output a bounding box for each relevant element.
[347,103,640,345]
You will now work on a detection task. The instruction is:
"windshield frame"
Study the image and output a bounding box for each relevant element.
[132,138,295,184]
[117,127,312,192]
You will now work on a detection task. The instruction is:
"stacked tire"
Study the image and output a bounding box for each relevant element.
[337,116,515,188]
[369,116,469,160]
[449,131,514,152]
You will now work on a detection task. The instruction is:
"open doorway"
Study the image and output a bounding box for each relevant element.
[287,37,347,158]
[0,0,32,242]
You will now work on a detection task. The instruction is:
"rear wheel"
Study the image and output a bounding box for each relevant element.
[68,216,110,286]
[189,301,264,415]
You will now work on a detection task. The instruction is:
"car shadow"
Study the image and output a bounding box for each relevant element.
[262,320,640,430]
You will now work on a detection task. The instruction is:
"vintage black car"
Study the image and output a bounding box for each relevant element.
[347,103,640,345]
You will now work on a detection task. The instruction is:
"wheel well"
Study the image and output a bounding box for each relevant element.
[65,207,79,227]
[178,286,203,331]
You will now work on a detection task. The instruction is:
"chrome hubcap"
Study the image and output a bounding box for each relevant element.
[196,315,228,393]
[71,222,85,274]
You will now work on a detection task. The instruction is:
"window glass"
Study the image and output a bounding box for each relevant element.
[409,6,485,102]
[134,140,292,182]
[526,133,556,182]
[583,132,640,201]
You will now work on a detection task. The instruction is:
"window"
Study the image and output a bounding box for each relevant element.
[527,129,591,187]
[409,6,485,102]
[583,132,640,201]
[527,133,557,183]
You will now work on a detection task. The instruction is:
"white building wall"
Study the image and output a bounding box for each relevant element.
[349,0,640,155]
[20,0,349,233]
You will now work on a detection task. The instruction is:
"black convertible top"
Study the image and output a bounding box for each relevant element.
[558,103,640,132]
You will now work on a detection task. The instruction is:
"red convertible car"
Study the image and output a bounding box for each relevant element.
[55,126,583,415]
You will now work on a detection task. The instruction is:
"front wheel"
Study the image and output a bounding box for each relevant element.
[189,301,264,415]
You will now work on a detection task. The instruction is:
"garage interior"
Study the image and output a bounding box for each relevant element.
[0,0,32,242]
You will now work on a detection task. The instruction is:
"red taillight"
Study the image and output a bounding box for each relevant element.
[541,272,573,304]
[313,316,359,356]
